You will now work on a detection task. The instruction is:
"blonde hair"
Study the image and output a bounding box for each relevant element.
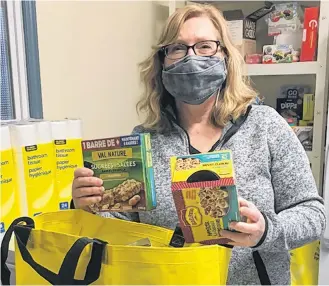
[137,3,258,132]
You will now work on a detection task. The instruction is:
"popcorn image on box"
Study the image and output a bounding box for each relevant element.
[170,151,240,245]
[82,134,156,212]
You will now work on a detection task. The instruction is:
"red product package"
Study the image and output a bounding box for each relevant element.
[300,7,319,62]
[245,54,263,64]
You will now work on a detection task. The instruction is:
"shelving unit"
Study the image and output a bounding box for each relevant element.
[154,0,329,193]
[246,62,318,76]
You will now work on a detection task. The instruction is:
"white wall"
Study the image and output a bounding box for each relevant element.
[36,1,156,139]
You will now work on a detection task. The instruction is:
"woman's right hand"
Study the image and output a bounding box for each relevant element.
[72,168,104,211]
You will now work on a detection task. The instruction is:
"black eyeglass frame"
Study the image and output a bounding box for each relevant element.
[160,40,226,60]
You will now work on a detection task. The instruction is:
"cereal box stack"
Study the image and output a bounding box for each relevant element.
[170,151,240,244]
[82,134,156,212]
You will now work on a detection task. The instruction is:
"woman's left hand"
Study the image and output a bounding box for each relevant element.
[220,197,266,247]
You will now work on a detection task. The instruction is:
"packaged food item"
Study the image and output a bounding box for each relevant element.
[263,44,295,63]
[267,2,304,36]
[274,31,303,51]
[277,98,303,121]
[245,54,263,64]
[299,120,313,127]
[286,117,298,127]
[300,7,319,62]
[223,4,273,58]
[303,94,314,121]
[277,85,314,125]
[279,85,311,99]
[170,151,240,245]
[82,134,156,212]
[292,126,313,151]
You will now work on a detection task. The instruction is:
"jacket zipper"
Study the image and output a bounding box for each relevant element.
[164,105,252,154]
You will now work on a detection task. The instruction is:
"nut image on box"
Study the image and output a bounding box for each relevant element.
[82,134,156,212]
[170,151,240,245]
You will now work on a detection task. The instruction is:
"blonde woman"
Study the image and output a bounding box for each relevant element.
[72,3,326,285]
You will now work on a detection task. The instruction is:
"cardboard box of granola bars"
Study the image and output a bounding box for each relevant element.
[170,151,240,245]
[82,134,156,212]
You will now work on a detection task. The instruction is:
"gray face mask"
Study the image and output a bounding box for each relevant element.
[162,55,227,105]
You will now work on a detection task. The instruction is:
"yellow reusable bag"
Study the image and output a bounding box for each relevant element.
[1,209,232,285]
[290,240,320,285]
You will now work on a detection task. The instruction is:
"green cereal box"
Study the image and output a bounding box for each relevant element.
[170,150,240,245]
[82,134,156,212]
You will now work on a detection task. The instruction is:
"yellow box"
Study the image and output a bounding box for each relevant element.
[303,94,314,121]
[170,150,240,244]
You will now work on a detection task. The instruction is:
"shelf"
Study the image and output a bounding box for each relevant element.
[246,62,318,76]
[307,151,312,162]
[307,151,320,164]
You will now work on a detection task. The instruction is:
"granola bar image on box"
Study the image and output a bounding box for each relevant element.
[82,134,156,212]
[90,179,143,212]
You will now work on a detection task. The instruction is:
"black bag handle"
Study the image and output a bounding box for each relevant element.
[253,251,271,285]
[1,217,107,285]
[1,217,34,285]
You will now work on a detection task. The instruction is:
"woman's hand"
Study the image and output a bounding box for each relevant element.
[72,168,104,212]
[220,197,266,247]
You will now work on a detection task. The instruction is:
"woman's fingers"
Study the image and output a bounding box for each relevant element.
[74,167,94,178]
[73,186,104,198]
[72,176,103,189]
[75,196,102,208]
[72,167,104,210]
[220,230,251,244]
[229,221,258,234]
[240,206,261,223]
[238,197,249,207]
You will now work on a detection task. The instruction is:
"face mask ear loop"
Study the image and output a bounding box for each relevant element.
[215,89,220,108]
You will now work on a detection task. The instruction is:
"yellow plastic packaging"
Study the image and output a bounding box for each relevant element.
[0,125,21,236]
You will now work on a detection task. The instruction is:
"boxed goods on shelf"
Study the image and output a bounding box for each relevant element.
[245,54,263,64]
[248,3,319,64]
[303,94,315,121]
[277,85,314,125]
[223,3,274,58]
[276,85,314,151]
[263,44,300,63]
[292,126,313,151]
[300,7,320,62]
[170,151,240,244]
[83,134,156,212]
[267,2,304,36]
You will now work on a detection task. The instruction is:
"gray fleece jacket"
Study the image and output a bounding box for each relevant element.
[99,104,326,285]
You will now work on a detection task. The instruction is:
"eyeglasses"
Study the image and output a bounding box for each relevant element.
[161,40,223,60]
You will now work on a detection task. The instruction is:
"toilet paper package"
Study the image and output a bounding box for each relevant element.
[0,125,20,241]
[51,119,83,210]
[9,121,56,217]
